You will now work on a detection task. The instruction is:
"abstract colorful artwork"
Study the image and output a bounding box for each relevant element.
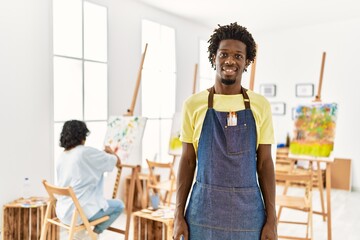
[104,116,147,162]
[290,103,338,157]
[168,112,182,156]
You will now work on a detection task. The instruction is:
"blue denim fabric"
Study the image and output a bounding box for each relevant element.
[89,199,124,234]
[185,93,265,239]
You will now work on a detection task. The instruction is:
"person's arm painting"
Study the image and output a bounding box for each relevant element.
[104,146,121,167]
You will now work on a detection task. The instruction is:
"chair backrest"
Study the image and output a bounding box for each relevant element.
[146,159,176,206]
[275,171,313,204]
[42,180,89,225]
[146,159,175,188]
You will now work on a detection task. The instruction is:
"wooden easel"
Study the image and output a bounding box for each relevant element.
[109,164,144,239]
[312,51,327,221]
[249,44,258,91]
[314,52,326,102]
[124,43,148,116]
[281,52,334,239]
[192,63,198,94]
[110,43,148,240]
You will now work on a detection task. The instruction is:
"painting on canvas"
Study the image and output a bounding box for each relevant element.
[104,116,147,163]
[290,103,338,157]
[168,112,182,156]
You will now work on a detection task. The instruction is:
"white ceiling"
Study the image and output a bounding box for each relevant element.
[139,0,360,33]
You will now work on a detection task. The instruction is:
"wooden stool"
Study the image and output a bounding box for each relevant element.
[133,209,174,240]
[2,197,58,240]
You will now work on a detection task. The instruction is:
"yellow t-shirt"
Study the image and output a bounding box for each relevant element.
[180,89,275,154]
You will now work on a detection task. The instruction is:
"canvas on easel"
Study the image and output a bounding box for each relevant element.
[168,112,182,156]
[290,102,338,158]
[104,116,147,164]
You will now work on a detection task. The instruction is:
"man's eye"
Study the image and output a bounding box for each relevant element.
[219,53,227,58]
[235,54,243,59]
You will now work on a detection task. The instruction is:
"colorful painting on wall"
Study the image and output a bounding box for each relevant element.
[290,103,338,157]
[104,116,147,163]
[168,112,182,156]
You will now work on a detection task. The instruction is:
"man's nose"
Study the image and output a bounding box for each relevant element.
[225,56,235,64]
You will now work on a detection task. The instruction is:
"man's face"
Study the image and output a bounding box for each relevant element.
[213,39,249,86]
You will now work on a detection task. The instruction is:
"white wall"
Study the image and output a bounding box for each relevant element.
[253,18,360,190]
[0,0,53,228]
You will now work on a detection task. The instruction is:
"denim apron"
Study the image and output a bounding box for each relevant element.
[185,86,265,239]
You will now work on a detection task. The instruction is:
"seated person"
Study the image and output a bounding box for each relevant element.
[56,120,124,239]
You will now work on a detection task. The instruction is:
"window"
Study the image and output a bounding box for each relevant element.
[53,0,108,164]
[198,39,214,92]
[141,20,176,163]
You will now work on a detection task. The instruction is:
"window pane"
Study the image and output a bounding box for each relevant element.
[142,119,160,163]
[141,69,160,118]
[160,119,172,161]
[142,20,161,69]
[54,122,64,182]
[54,122,64,159]
[53,0,82,57]
[160,25,176,72]
[54,57,83,121]
[159,72,176,118]
[84,61,108,120]
[85,121,108,149]
[84,1,108,62]
[141,19,176,163]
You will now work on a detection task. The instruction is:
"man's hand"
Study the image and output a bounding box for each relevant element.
[172,215,188,240]
[104,146,121,167]
[261,221,277,240]
[104,146,115,154]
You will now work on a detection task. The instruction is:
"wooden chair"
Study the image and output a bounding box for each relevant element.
[146,158,176,206]
[276,170,313,240]
[40,180,115,240]
[275,147,326,222]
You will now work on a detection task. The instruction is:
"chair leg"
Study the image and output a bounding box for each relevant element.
[88,230,98,240]
[39,220,50,240]
[68,210,79,240]
[40,202,54,240]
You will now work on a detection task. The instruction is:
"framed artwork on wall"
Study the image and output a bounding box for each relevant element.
[271,102,286,115]
[259,84,276,97]
[296,83,314,97]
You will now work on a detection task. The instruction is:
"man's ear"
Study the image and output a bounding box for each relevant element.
[212,54,216,65]
[245,59,251,68]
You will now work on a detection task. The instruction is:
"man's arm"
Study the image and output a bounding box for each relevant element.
[173,142,197,240]
[257,144,278,240]
[104,146,121,167]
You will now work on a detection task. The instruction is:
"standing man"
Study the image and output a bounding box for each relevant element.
[173,23,277,240]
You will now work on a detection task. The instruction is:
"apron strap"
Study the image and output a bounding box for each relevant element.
[208,87,215,109]
[207,86,251,109]
[241,87,251,109]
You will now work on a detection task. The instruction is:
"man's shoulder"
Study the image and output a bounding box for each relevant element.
[184,90,208,105]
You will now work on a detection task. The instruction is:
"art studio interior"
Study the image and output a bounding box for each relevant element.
[1,0,360,239]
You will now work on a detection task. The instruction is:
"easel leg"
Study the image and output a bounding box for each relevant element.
[316,162,326,221]
[326,163,332,240]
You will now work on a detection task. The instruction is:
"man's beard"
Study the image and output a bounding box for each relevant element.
[221,78,236,85]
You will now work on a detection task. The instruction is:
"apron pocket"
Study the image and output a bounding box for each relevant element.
[224,124,250,155]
